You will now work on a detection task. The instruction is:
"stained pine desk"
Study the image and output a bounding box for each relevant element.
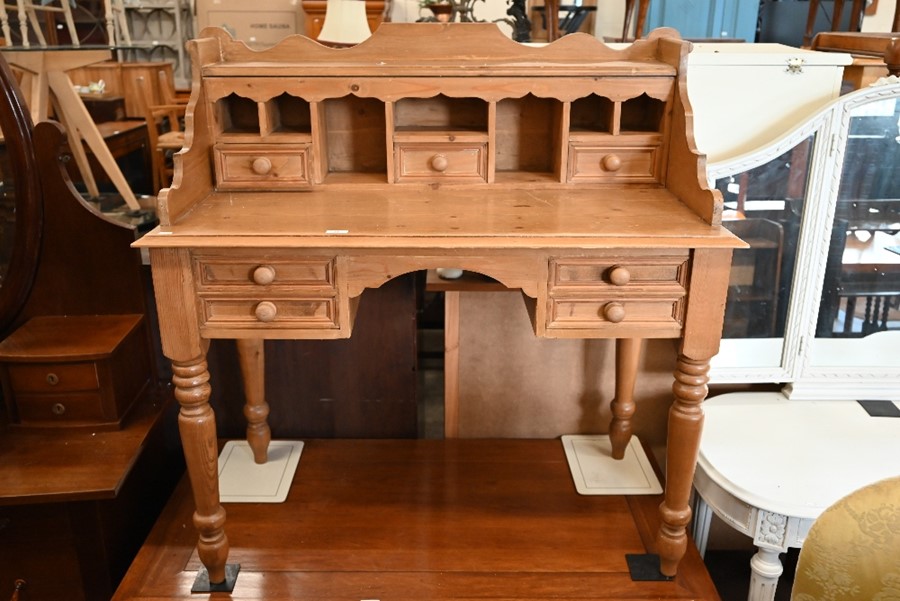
[135,23,744,591]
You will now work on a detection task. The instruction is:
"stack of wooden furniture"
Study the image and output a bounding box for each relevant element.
[130,22,743,595]
[0,52,182,601]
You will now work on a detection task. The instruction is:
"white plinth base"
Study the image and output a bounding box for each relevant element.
[218,440,304,503]
[562,435,663,496]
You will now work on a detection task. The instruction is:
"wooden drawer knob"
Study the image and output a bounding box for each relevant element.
[251,157,272,175]
[46,373,59,385]
[607,265,631,286]
[254,301,278,322]
[603,302,626,323]
[430,154,449,172]
[601,154,622,172]
[252,265,276,285]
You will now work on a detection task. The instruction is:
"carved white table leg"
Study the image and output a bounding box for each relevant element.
[748,547,783,601]
[691,492,713,558]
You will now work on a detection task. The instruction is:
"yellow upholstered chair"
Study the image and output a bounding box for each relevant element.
[791,476,900,601]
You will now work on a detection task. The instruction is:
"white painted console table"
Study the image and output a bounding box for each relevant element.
[691,392,900,601]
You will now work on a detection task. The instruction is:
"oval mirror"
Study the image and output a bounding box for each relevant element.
[0,52,43,337]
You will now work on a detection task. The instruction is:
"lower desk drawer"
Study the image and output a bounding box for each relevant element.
[214,145,311,190]
[15,392,107,425]
[548,298,683,331]
[201,297,339,330]
[7,362,98,393]
[567,144,660,183]
[395,143,487,182]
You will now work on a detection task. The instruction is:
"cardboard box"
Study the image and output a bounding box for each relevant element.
[195,0,304,48]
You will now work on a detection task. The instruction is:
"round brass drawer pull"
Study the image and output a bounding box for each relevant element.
[607,265,631,286]
[52,403,66,415]
[251,157,273,175]
[601,154,622,172]
[252,265,276,285]
[46,373,59,385]
[430,154,449,172]
[603,302,626,323]
[254,301,278,322]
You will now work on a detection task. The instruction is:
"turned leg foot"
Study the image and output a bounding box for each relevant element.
[172,356,231,585]
[236,338,271,463]
[610,338,642,459]
[656,355,710,576]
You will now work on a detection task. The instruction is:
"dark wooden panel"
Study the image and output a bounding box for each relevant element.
[207,273,419,439]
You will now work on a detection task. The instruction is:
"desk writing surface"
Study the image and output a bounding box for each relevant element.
[139,188,740,248]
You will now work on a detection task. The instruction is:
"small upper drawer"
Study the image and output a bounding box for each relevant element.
[395,143,487,182]
[195,257,335,291]
[550,255,688,291]
[567,144,660,183]
[7,362,99,393]
[214,144,311,190]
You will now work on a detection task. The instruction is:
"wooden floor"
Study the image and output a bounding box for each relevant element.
[113,439,720,600]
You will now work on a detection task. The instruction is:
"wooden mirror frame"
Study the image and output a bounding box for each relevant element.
[0,53,42,337]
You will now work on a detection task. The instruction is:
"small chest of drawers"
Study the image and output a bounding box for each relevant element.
[0,314,151,429]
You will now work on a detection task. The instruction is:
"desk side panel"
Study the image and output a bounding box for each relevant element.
[158,36,220,226]
[658,37,723,226]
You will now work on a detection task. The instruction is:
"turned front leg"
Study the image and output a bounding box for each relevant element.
[173,356,230,585]
[656,355,709,577]
[236,338,271,464]
[609,337,642,459]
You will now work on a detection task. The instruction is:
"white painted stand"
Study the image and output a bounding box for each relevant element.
[692,391,900,601]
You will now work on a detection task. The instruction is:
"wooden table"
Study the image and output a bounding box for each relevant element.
[0,47,141,210]
[692,391,900,601]
[68,120,153,197]
[111,438,723,601]
[135,24,743,592]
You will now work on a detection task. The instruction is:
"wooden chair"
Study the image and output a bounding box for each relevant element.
[803,0,900,47]
[103,0,132,47]
[135,74,185,193]
[156,68,188,108]
[0,0,79,47]
[542,0,649,42]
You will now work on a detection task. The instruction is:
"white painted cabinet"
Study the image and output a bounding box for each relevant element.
[687,43,851,164]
